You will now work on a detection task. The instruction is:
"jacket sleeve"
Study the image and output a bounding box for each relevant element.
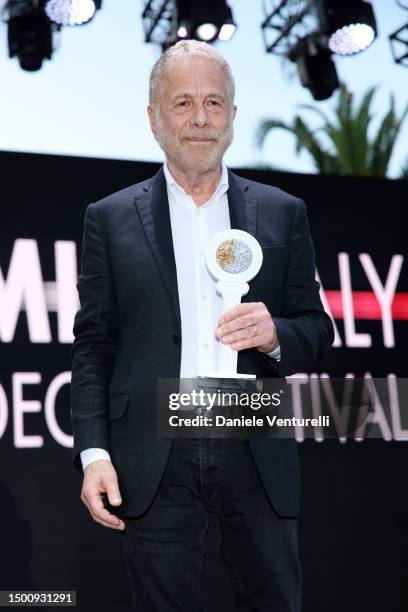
[259,197,334,377]
[70,203,119,474]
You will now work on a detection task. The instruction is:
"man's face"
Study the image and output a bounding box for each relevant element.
[147,56,237,175]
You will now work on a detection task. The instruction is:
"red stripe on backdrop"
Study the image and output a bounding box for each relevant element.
[325,291,408,320]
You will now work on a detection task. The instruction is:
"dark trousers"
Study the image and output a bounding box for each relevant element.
[120,437,302,611]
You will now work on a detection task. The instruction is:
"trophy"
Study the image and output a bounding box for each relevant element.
[198,228,263,381]
[163,228,265,435]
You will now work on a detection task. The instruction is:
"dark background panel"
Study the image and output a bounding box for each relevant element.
[0,151,407,611]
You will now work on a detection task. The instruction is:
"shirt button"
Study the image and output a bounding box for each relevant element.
[203,342,210,349]
[202,295,208,301]
[196,208,201,215]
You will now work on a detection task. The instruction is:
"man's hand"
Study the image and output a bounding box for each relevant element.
[216,302,278,353]
[81,459,126,531]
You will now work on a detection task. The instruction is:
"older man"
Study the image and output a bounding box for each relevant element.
[71,40,334,611]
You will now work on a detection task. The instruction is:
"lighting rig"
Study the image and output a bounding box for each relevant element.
[142,0,236,51]
[2,0,102,70]
[261,0,377,99]
[2,0,380,100]
[389,0,408,68]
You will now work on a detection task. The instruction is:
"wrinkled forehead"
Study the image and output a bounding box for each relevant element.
[161,56,228,97]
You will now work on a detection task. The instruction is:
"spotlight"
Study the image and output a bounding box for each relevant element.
[289,34,340,100]
[175,0,236,43]
[196,22,218,42]
[218,5,236,42]
[5,2,54,71]
[44,0,102,26]
[317,0,377,55]
[177,24,188,38]
[328,23,375,55]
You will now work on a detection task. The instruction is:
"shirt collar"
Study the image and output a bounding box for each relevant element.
[163,158,229,203]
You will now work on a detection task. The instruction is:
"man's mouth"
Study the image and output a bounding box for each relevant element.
[186,138,215,142]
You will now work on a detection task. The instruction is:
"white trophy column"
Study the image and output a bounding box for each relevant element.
[217,280,249,375]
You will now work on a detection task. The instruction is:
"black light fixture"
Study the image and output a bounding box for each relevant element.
[317,0,377,55]
[3,0,103,71]
[176,0,236,43]
[5,1,54,71]
[289,34,340,100]
[44,0,102,27]
[261,0,378,99]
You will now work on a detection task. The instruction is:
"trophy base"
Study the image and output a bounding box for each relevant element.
[198,370,256,380]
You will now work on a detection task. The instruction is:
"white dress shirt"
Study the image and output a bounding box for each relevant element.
[80,160,280,470]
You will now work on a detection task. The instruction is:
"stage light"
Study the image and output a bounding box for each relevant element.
[44,0,101,26]
[5,2,54,71]
[196,22,218,42]
[317,0,377,55]
[175,0,236,43]
[328,23,375,55]
[218,5,236,42]
[289,34,340,100]
[177,24,188,38]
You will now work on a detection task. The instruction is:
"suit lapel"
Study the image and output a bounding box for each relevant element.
[134,166,181,329]
[227,170,259,302]
[227,169,258,236]
[134,165,258,329]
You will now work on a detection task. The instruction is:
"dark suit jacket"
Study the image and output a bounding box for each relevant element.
[70,165,334,519]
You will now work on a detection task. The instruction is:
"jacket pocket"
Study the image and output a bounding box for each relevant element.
[108,392,131,421]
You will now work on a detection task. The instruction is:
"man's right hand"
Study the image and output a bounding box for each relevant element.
[81,459,126,530]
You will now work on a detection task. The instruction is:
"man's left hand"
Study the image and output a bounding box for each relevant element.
[215,302,278,353]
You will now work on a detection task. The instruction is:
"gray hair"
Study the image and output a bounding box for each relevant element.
[149,39,235,108]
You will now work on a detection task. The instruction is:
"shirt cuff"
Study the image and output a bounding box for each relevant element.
[265,342,281,362]
[80,448,112,471]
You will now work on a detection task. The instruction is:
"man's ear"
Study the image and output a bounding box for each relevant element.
[147,105,156,135]
[232,104,237,121]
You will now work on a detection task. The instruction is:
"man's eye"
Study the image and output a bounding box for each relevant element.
[177,101,187,107]
[209,100,219,106]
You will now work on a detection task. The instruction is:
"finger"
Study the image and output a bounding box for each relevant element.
[82,490,124,529]
[230,331,270,352]
[105,478,123,507]
[83,490,125,529]
[92,515,126,531]
[218,302,257,326]
[220,321,264,345]
[217,313,260,338]
[93,506,124,528]
[87,491,122,526]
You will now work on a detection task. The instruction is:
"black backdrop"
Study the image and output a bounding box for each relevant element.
[0,150,407,611]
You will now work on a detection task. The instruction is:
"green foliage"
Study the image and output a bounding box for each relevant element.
[255,83,408,179]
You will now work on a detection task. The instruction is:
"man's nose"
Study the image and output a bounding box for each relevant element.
[191,103,210,127]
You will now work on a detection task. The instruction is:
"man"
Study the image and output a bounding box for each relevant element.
[71,40,334,611]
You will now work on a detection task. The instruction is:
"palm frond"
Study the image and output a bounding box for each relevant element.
[255,82,408,179]
[254,119,293,149]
